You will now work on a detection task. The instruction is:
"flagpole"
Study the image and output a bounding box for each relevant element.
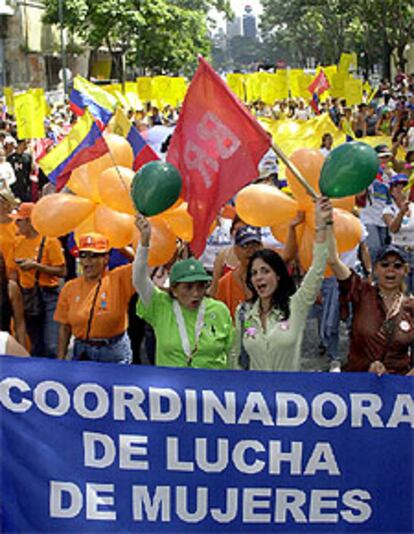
[270,142,318,199]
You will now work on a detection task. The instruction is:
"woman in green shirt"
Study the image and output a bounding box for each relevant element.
[133,215,234,368]
[229,197,333,371]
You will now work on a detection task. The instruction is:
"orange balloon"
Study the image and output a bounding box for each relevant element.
[286,149,323,208]
[334,209,362,253]
[271,219,305,244]
[86,134,134,179]
[31,194,95,237]
[235,184,299,227]
[67,165,101,203]
[98,166,135,215]
[159,202,193,241]
[332,196,355,212]
[147,218,177,267]
[94,205,135,248]
[73,211,97,244]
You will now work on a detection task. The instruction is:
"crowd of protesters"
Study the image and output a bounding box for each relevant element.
[0,69,414,375]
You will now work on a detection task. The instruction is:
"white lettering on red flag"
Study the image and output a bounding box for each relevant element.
[167,57,270,257]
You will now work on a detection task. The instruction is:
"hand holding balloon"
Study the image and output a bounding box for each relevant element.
[314,197,333,232]
[136,214,151,247]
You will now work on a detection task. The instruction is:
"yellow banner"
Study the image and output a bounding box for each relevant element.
[338,52,357,74]
[226,73,245,101]
[29,88,50,117]
[124,82,142,110]
[344,78,363,106]
[136,77,152,102]
[14,92,45,139]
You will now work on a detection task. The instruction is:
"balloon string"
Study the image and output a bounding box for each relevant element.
[270,142,318,199]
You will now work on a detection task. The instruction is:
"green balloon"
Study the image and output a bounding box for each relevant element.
[319,142,379,198]
[131,161,183,216]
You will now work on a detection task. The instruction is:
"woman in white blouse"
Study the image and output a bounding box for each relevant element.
[383,173,414,293]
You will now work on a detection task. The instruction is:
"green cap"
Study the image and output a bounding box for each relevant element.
[169,258,212,285]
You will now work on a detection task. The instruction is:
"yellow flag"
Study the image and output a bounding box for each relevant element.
[166,77,187,107]
[226,73,246,101]
[344,78,363,106]
[124,82,142,110]
[151,76,172,107]
[136,77,153,102]
[108,107,131,138]
[103,84,129,108]
[245,72,262,103]
[29,88,50,117]
[4,87,14,114]
[338,52,357,74]
[14,92,45,139]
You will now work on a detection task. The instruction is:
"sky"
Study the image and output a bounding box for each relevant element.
[230,0,262,17]
[210,0,263,32]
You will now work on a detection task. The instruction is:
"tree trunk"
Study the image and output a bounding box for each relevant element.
[382,40,392,81]
[397,44,407,72]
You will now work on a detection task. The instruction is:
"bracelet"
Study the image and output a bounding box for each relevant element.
[316,226,327,232]
[326,220,333,225]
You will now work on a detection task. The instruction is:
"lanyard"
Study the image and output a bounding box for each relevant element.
[173,299,206,367]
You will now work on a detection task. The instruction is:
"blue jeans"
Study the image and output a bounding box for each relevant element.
[73,332,132,364]
[364,225,389,263]
[319,277,340,362]
[26,287,60,358]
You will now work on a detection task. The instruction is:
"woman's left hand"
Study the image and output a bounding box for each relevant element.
[314,196,333,228]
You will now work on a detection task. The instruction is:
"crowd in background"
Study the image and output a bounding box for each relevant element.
[1,69,414,375]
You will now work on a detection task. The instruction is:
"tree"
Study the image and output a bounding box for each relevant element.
[43,0,232,79]
[260,0,414,78]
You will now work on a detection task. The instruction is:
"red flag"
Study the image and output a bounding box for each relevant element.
[308,69,330,96]
[167,57,271,257]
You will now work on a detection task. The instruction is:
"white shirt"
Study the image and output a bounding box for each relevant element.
[199,218,232,272]
[383,202,414,247]
[0,161,16,188]
[0,331,9,355]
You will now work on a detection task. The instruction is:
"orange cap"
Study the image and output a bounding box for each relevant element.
[78,233,110,253]
[10,202,34,220]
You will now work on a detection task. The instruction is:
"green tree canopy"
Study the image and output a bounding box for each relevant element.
[260,0,414,77]
[43,0,232,76]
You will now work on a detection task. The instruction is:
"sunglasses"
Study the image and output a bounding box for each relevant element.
[79,251,106,259]
[379,260,404,269]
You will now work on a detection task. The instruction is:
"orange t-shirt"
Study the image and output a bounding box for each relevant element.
[0,220,18,273]
[215,269,248,320]
[12,235,65,288]
[54,264,135,339]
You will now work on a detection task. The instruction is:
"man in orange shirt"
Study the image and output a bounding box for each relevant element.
[10,202,66,357]
[215,226,262,319]
[54,233,135,363]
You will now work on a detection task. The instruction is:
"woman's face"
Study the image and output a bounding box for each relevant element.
[390,183,406,201]
[172,281,207,310]
[79,252,108,281]
[250,257,279,300]
[374,253,408,291]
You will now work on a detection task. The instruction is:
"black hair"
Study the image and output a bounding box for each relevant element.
[246,249,296,320]
[320,133,333,147]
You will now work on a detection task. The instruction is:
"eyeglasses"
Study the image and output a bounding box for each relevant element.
[379,260,404,269]
[79,251,106,259]
[240,241,261,249]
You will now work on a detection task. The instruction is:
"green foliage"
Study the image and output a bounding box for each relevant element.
[260,0,414,76]
[43,0,231,75]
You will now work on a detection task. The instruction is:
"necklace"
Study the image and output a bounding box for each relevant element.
[379,290,403,319]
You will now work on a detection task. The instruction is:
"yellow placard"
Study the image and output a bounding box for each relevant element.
[14,92,45,139]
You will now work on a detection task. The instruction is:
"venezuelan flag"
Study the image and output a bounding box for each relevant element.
[109,108,158,170]
[39,110,108,191]
[70,75,117,128]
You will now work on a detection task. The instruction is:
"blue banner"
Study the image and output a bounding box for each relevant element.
[0,356,413,532]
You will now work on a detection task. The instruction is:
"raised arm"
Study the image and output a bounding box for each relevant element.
[132,215,155,306]
[327,223,352,280]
